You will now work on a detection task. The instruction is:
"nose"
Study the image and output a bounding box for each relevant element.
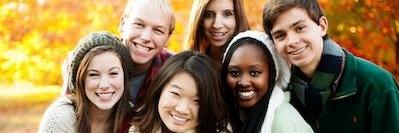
[175,99,190,115]
[98,76,111,90]
[237,75,250,87]
[287,32,300,46]
[211,14,223,29]
[139,28,151,43]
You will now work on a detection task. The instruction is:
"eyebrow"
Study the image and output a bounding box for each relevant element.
[171,84,183,90]
[109,67,121,71]
[87,67,121,72]
[271,20,306,36]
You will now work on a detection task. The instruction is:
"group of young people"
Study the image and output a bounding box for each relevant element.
[38,0,399,133]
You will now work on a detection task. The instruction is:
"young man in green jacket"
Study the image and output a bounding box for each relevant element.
[262,0,399,132]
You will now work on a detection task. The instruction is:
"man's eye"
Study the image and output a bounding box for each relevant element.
[296,25,305,32]
[133,23,144,28]
[274,34,285,40]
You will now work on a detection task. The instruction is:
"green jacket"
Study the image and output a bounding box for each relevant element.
[292,50,399,133]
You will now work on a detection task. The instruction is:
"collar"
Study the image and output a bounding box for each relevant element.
[332,49,358,99]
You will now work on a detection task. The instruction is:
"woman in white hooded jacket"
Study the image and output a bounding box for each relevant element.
[221,30,313,133]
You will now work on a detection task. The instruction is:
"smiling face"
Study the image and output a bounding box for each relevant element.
[227,44,270,108]
[270,7,327,76]
[202,0,236,47]
[121,0,171,67]
[158,72,199,132]
[85,51,124,110]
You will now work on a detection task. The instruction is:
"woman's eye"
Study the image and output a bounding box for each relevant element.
[171,91,180,97]
[88,73,99,77]
[229,70,240,77]
[223,10,234,17]
[110,72,119,76]
[249,71,261,76]
[203,11,214,19]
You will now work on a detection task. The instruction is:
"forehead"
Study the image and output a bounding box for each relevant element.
[229,44,269,66]
[271,8,313,33]
[206,0,234,10]
[126,1,171,28]
[165,72,198,96]
[88,51,121,68]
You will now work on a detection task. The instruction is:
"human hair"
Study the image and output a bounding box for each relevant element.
[183,0,249,52]
[132,51,230,132]
[73,45,131,133]
[120,0,175,35]
[262,0,327,40]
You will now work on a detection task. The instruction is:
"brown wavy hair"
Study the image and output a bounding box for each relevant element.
[183,0,250,62]
[73,45,131,133]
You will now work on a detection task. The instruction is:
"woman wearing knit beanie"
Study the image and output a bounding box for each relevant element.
[39,32,133,133]
[221,30,313,133]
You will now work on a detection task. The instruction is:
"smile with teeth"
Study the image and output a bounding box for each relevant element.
[289,46,307,55]
[210,31,227,40]
[238,89,256,100]
[134,42,152,52]
[96,92,114,100]
[171,114,189,124]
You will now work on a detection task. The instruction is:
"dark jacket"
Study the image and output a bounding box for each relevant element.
[291,50,399,133]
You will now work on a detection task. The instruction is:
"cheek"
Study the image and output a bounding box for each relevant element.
[84,79,97,90]
[192,104,200,119]
[158,94,174,109]
[275,43,285,54]
[255,74,269,93]
[202,19,213,30]
[226,18,236,29]
[154,35,169,47]
[111,76,125,90]
[226,76,237,90]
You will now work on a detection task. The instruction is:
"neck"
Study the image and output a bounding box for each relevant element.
[300,63,317,78]
[132,59,153,76]
[90,105,113,132]
[209,46,223,62]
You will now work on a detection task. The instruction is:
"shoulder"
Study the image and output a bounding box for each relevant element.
[346,53,399,107]
[38,96,76,133]
[272,92,314,133]
[160,48,174,59]
[352,55,398,91]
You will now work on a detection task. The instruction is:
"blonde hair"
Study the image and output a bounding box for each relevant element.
[120,0,175,35]
[183,0,249,50]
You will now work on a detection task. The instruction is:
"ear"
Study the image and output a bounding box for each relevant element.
[318,16,328,36]
[119,16,125,33]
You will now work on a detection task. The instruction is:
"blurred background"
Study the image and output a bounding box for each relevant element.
[0,0,398,132]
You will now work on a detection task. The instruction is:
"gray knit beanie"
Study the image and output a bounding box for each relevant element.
[65,31,133,93]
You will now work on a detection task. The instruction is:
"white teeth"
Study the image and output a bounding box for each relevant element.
[172,114,188,123]
[211,32,226,36]
[291,47,306,55]
[135,43,150,52]
[238,90,255,99]
[97,92,113,99]
[211,32,226,37]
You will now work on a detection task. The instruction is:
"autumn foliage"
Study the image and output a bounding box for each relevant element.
[0,0,398,86]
